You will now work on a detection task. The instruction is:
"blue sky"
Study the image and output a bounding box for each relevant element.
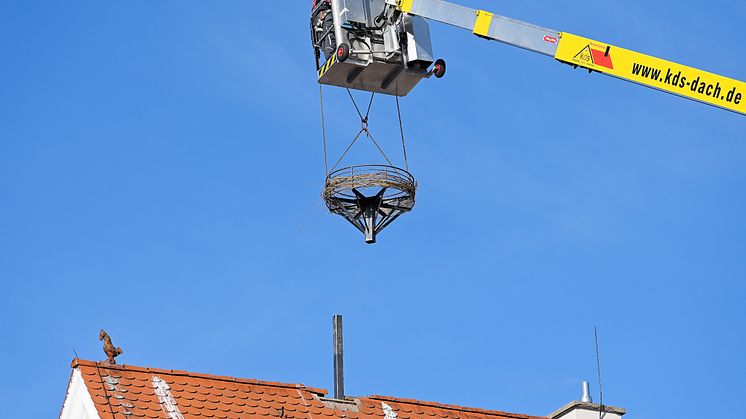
[1,1,745,418]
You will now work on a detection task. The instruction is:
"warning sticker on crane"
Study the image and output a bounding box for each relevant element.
[555,32,746,115]
[571,45,614,70]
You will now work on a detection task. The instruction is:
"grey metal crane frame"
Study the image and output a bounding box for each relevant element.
[312,0,443,96]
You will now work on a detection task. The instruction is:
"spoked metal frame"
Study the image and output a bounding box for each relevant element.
[323,165,416,244]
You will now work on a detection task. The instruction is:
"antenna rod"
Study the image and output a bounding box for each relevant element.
[595,326,604,418]
[333,314,344,400]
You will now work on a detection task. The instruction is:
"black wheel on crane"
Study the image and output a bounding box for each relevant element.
[337,43,350,62]
[433,59,446,78]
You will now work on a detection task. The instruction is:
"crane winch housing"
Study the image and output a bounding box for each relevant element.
[311,0,445,96]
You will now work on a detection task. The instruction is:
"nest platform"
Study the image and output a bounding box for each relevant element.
[323,165,416,244]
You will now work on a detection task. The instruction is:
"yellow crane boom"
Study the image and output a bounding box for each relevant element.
[396,0,746,115]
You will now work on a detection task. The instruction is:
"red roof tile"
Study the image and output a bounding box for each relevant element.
[69,359,543,419]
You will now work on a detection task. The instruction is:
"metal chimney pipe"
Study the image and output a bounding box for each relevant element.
[581,380,593,403]
[333,314,344,400]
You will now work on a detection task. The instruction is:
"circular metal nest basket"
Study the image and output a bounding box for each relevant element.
[323,165,417,244]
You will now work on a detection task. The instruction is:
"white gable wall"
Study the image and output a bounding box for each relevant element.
[555,409,623,419]
[60,368,101,419]
[550,401,625,419]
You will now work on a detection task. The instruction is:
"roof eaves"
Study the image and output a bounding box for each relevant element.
[368,395,540,418]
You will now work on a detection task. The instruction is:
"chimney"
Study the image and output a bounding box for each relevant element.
[332,314,344,400]
[548,381,626,419]
[580,381,592,403]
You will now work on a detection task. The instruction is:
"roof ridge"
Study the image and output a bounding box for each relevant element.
[70,358,328,395]
[367,395,538,418]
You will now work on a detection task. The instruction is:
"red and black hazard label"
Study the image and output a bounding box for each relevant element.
[573,44,614,70]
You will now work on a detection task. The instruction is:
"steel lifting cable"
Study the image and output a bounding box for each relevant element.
[352,90,394,166]
[319,85,329,176]
[321,87,408,172]
[364,90,375,119]
[332,89,392,169]
[331,129,365,172]
[346,88,377,127]
[331,126,394,171]
[346,88,366,121]
[395,96,409,171]
[364,130,393,166]
[327,89,370,171]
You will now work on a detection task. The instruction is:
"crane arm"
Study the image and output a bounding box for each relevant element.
[397,0,560,56]
[395,0,746,116]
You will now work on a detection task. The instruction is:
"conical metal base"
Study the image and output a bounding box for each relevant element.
[356,188,385,244]
[330,187,412,244]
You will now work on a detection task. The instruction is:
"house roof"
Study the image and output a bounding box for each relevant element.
[66,359,545,419]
